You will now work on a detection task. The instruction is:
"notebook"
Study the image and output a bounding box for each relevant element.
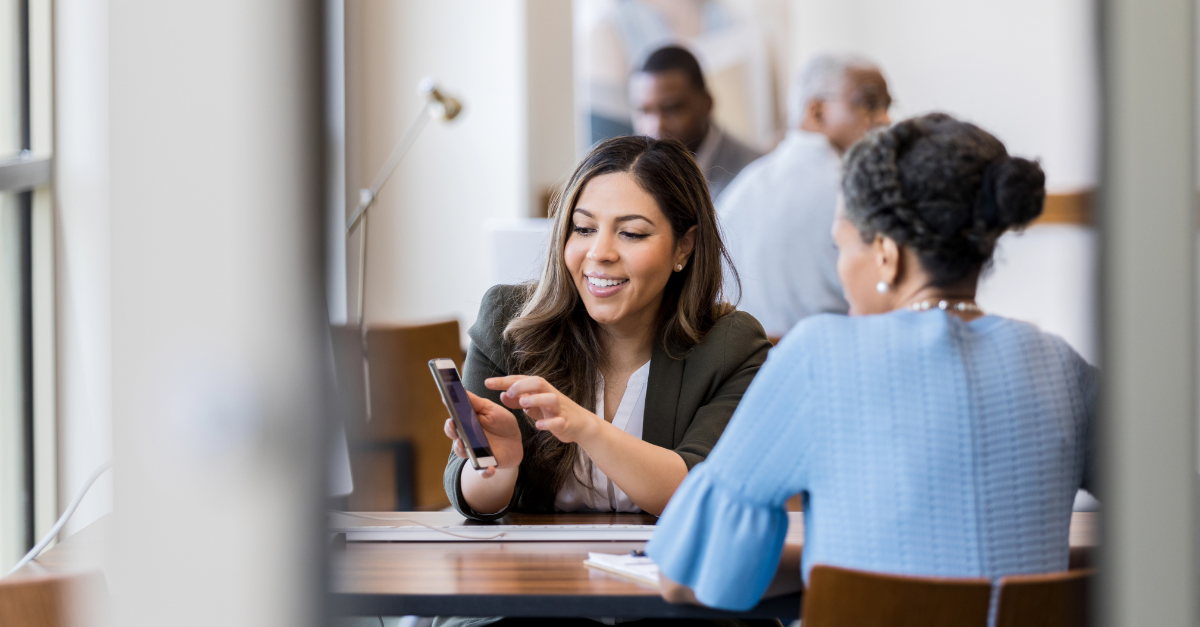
[583,552,660,586]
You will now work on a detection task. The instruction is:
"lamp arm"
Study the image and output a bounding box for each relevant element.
[345,101,433,235]
[346,100,433,422]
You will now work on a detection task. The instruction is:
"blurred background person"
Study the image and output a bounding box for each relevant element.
[577,0,786,149]
[719,54,892,339]
[630,45,763,199]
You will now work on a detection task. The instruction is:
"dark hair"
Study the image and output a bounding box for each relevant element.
[505,135,736,490]
[640,45,707,93]
[841,112,1045,286]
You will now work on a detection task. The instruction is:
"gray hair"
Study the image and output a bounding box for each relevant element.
[787,53,881,128]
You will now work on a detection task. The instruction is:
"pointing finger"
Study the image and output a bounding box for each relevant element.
[518,393,560,412]
[484,375,528,390]
[505,377,553,398]
[497,390,523,410]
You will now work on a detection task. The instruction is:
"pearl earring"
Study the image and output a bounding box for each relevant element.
[676,264,684,272]
[876,281,889,294]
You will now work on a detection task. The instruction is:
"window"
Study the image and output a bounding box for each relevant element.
[0,0,52,573]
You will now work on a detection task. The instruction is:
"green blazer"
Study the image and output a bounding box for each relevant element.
[443,284,771,521]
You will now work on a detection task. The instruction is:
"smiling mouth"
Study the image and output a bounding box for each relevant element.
[587,276,629,288]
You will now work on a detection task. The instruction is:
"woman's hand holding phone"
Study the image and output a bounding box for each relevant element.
[443,390,524,478]
[485,375,603,445]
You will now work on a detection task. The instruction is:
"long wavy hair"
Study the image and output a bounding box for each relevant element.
[503,135,738,491]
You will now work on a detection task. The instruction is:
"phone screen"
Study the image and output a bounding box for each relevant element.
[435,365,494,459]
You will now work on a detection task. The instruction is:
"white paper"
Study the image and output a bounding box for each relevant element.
[584,552,660,585]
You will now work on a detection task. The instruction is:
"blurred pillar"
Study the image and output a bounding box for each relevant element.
[54,0,114,541]
[1098,0,1197,625]
[108,2,327,626]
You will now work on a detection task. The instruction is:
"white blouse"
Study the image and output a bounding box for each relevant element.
[553,360,651,513]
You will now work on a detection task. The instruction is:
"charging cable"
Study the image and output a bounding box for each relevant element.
[6,459,113,577]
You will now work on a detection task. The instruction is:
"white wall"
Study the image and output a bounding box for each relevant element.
[789,0,1097,191]
[979,227,1097,363]
[345,0,526,334]
[341,0,576,337]
[790,0,1100,362]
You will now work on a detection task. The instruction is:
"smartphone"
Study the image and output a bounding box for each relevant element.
[429,359,498,470]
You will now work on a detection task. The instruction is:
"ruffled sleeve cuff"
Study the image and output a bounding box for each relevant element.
[645,463,789,611]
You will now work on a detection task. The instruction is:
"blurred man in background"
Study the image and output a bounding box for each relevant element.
[629,45,762,199]
[719,54,892,338]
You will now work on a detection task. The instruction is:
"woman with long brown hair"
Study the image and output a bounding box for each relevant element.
[441,135,771,520]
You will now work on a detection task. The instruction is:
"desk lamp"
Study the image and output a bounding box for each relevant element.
[345,78,463,421]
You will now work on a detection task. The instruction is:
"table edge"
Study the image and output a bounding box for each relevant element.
[327,591,803,620]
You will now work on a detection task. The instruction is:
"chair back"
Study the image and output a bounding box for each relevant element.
[994,569,1092,627]
[801,564,992,627]
[333,320,463,510]
[0,572,106,627]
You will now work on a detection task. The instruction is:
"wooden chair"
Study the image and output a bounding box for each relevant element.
[1069,545,1093,570]
[333,320,464,510]
[801,564,992,627]
[0,572,106,627]
[994,569,1093,627]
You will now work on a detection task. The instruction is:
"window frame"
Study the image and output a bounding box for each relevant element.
[0,0,50,554]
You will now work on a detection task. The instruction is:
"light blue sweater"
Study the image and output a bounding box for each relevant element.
[646,310,1097,611]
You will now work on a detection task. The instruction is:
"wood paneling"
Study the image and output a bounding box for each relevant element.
[1038,192,1093,225]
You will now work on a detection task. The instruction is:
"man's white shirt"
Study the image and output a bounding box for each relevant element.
[718,130,850,338]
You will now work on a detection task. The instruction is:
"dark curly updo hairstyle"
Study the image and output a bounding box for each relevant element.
[841,112,1046,286]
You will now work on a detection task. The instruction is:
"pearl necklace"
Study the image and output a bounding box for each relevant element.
[910,299,982,313]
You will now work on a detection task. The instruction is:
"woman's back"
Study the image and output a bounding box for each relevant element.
[646,310,1096,609]
[648,112,1092,612]
[787,310,1095,580]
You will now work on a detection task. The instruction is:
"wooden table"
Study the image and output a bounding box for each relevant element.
[327,511,1100,620]
[10,511,1099,621]
[329,512,805,620]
